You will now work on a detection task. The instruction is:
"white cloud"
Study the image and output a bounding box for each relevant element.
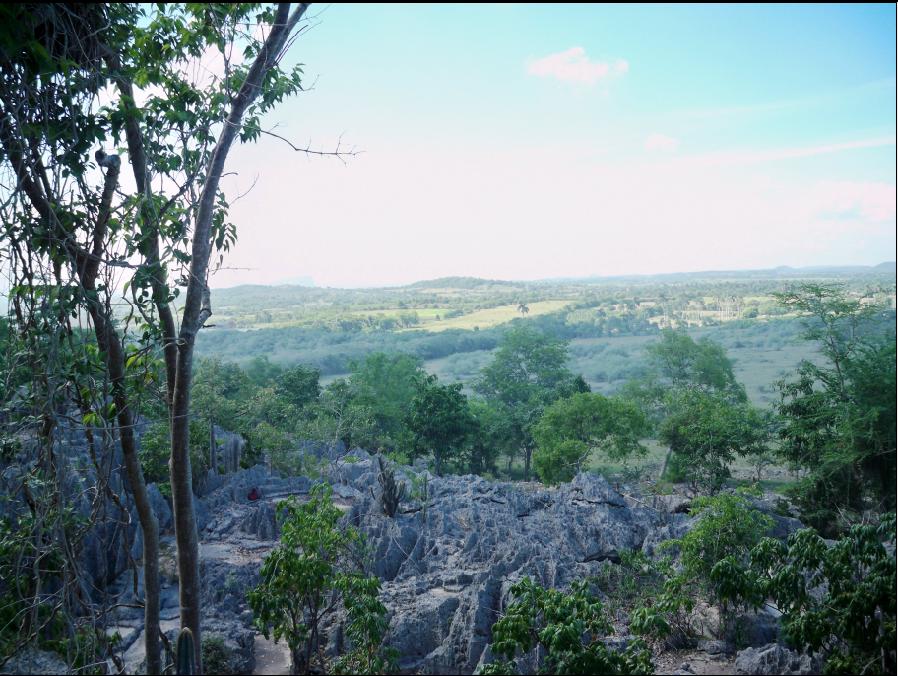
[644,133,680,152]
[526,47,628,85]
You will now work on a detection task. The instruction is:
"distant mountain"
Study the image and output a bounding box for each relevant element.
[545,263,896,285]
[208,264,895,299]
[404,276,518,289]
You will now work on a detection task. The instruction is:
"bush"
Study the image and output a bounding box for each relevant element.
[666,493,773,637]
[478,577,653,675]
[248,484,394,674]
[748,515,896,675]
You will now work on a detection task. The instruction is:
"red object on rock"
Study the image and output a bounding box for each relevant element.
[247,487,260,501]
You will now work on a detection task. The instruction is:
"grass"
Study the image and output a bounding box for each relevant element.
[407,300,571,332]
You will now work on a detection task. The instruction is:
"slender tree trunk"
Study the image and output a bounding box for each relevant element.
[88,309,161,674]
[167,7,310,669]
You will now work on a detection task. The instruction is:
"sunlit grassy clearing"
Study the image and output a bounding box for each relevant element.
[408,300,572,332]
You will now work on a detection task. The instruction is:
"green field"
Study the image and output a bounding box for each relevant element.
[407,300,572,332]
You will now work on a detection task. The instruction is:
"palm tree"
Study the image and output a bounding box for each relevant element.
[517,303,530,317]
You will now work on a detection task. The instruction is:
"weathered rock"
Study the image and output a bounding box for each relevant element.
[338,471,659,673]
[735,609,781,647]
[146,483,173,532]
[86,457,804,676]
[0,648,69,675]
[735,643,823,675]
[697,639,734,655]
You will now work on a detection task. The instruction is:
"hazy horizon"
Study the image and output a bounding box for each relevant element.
[210,4,895,289]
[210,260,897,291]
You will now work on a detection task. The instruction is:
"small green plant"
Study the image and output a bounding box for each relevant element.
[748,515,896,674]
[477,577,653,675]
[201,635,233,675]
[371,454,406,518]
[669,492,773,637]
[248,484,393,675]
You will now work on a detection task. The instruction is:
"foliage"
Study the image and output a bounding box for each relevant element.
[659,390,770,492]
[139,419,210,496]
[248,484,391,675]
[775,283,896,534]
[407,375,476,475]
[275,364,322,411]
[667,493,773,636]
[532,392,648,484]
[297,378,377,452]
[476,326,584,478]
[462,399,508,475]
[200,635,233,675]
[646,330,748,402]
[477,577,653,675]
[748,515,896,675]
[349,353,427,453]
[594,549,695,647]
[373,455,406,518]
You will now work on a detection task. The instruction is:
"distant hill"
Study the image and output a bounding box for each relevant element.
[404,276,518,289]
[208,263,895,306]
[544,263,897,285]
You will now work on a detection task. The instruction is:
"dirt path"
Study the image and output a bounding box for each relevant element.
[654,649,739,675]
[252,635,291,675]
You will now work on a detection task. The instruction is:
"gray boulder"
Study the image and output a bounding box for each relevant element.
[735,643,823,675]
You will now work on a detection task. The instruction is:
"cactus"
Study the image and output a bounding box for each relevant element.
[176,628,196,675]
[373,454,405,518]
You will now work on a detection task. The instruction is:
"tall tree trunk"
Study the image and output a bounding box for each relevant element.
[92,313,162,675]
[168,6,310,669]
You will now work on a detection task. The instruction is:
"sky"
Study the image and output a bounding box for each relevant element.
[213,3,897,289]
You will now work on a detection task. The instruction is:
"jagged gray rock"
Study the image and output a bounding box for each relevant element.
[0,647,69,674]
[6,439,796,675]
[735,643,823,675]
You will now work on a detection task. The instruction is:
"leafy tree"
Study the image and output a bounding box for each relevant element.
[656,492,773,638]
[276,365,322,411]
[407,375,476,475]
[478,577,653,675]
[646,329,747,402]
[659,390,769,492]
[676,493,772,607]
[349,353,426,453]
[623,330,747,433]
[248,484,393,675]
[532,393,648,484]
[476,326,582,479]
[775,283,896,533]
[465,398,516,476]
[297,379,377,452]
[0,4,323,667]
[139,419,211,496]
[245,355,285,388]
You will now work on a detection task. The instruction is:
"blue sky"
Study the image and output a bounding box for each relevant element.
[217,3,896,288]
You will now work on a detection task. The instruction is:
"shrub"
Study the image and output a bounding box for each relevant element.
[478,577,653,675]
[248,484,394,674]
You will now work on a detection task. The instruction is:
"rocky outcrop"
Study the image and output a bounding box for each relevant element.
[735,643,823,675]
[185,454,682,674]
[0,647,69,675]
[6,436,803,675]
